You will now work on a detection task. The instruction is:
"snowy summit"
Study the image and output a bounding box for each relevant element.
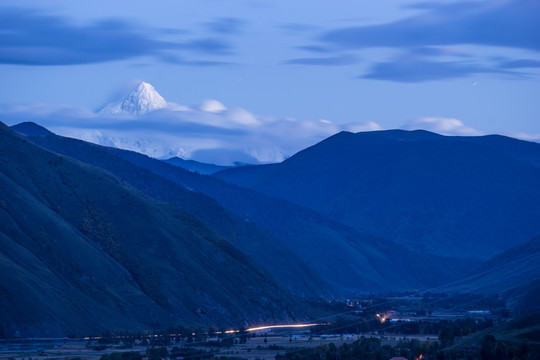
[99,82,167,116]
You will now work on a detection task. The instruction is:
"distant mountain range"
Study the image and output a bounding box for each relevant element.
[215,130,540,260]
[13,122,474,297]
[163,156,233,174]
[4,121,540,338]
[33,81,338,165]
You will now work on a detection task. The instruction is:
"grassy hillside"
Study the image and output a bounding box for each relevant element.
[0,122,303,337]
[12,122,330,298]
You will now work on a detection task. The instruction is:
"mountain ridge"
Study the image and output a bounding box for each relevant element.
[11,122,333,298]
[164,156,233,174]
[12,122,474,296]
[0,121,304,337]
[215,129,540,260]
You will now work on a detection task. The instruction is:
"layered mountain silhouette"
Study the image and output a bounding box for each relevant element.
[5,121,540,338]
[0,122,303,337]
[11,122,329,299]
[164,156,232,175]
[12,122,471,297]
[215,130,540,260]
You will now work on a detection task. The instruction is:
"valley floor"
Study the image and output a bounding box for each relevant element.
[1,334,446,360]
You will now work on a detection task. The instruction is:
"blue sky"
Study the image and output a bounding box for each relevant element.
[1,0,539,163]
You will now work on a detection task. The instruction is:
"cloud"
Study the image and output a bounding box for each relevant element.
[406,46,472,58]
[197,100,227,113]
[0,103,96,120]
[278,23,319,33]
[204,17,247,34]
[284,54,360,66]
[0,7,235,66]
[0,7,176,65]
[159,53,233,66]
[6,102,538,165]
[180,38,233,55]
[285,0,540,82]
[1,101,376,165]
[505,131,540,143]
[404,117,482,136]
[361,57,509,82]
[498,59,540,69]
[296,45,332,53]
[343,121,383,133]
[319,1,540,52]
[359,52,540,82]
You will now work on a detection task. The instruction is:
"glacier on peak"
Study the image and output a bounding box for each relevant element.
[99,82,167,116]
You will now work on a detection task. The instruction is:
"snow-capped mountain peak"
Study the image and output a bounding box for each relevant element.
[99,81,167,116]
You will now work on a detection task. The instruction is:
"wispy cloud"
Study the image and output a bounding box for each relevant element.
[291,0,540,82]
[285,54,360,66]
[179,37,233,55]
[278,23,319,33]
[0,8,170,65]
[404,117,482,136]
[296,45,332,53]
[204,17,247,35]
[0,7,237,66]
[320,1,540,52]
[5,102,539,164]
[498,59,540,69]
[1,101,380,165]
[361,58,508,82]
[505,131,540,143]
[160,55,234,67]
[343,121,383,133]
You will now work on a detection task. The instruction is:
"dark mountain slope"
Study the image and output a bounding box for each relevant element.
[13,123,473,295]
[97,145,477,293]
[438,236,540,313]
[8,121,54,137]
[102,144,477,294]
[0,174,156,337]
[454,134,540,169]
[215,130,540,260]
[164,157,232,174]
[12,122,329,298]
[0,122,301,337]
